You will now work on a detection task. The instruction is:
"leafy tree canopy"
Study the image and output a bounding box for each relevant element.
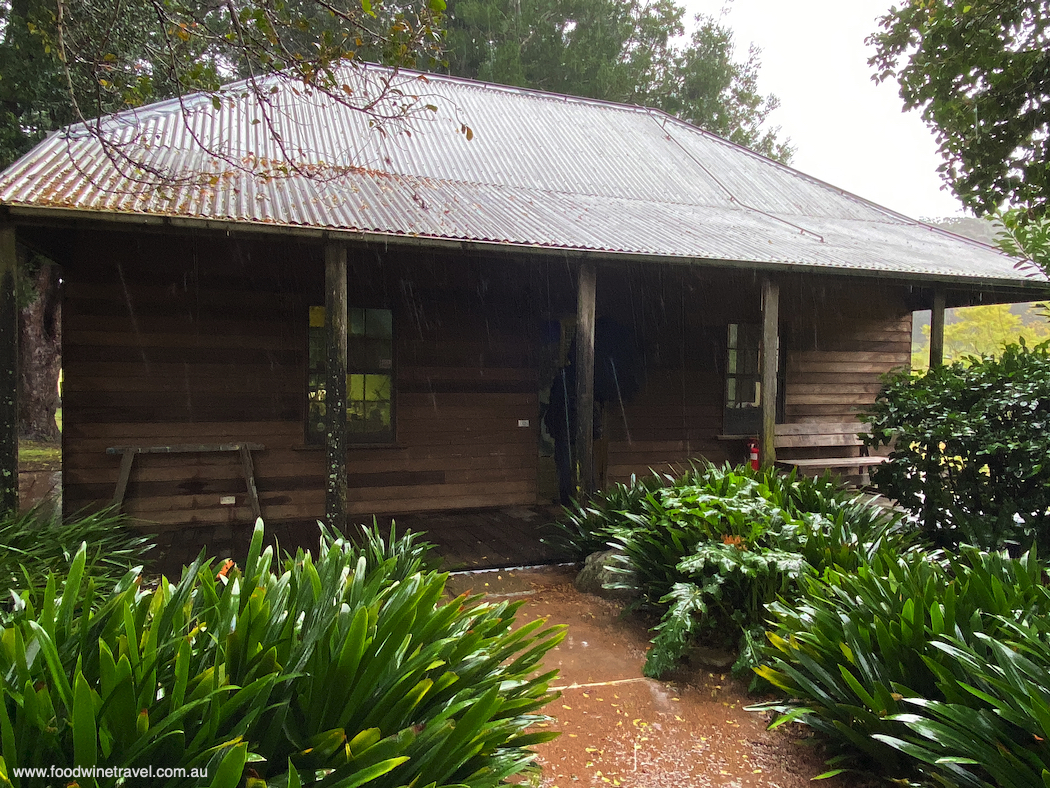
[868,1,1050,217]
[0,0,446,171]
[443,0,791,161]
[912,303,1050,369]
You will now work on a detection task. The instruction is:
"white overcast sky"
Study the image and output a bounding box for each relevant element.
[682,0,965,220]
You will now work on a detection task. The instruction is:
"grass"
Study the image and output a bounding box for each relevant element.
[17,440,60,471]
[17,407,62,471]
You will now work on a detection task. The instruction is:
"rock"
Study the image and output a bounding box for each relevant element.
[688,645,738,670]
[574,549,637,600]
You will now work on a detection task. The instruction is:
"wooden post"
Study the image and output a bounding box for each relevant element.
[574,260,597,500]
[238,444,263,521]
[760,277,779,469]
[0,226,17,515]
[930,288,946,368]
[324,242,348,530]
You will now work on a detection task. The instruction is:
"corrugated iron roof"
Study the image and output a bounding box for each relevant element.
[0,64,1041,287]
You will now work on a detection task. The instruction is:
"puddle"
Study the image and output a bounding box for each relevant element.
[464,570,865,788]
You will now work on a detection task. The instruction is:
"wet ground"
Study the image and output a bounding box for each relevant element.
[446,566,859,788]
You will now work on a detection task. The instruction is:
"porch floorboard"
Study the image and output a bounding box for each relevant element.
[372,505,572,571]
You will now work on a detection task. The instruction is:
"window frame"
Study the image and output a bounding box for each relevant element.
[306,305,396,446]
[723,322,762,434]
[722,322,786,435]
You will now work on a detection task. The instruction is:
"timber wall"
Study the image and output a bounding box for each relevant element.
[61,229,540,544]
[602,272,913,480]
[778,279,913,462]
[781,281,912,422]
[602,267,756,483]
[60,227,913,551]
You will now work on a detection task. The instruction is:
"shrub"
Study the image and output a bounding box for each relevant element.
[549,463,905,678]
[543,474,666,560]
[863,341,1050,550]
[752,546,1050,785]
[878,619,1050,788]
[0,520,563,787]
[0,507,151,606]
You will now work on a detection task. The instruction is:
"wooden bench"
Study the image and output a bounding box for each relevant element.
[106,443,265,518]
[774,422,885,479]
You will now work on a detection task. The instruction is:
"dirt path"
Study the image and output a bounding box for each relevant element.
[447,566,853,788]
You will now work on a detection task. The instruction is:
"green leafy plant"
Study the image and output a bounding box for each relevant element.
[876,620,1050,788]
[0,520,563,787]
[350,517,434,581]
[543,474,667,560]
[550,463,904,678]
[0,507,151,606]
[997,207,1050,279]
[863,341,1050,550]
[752,546,1050,784]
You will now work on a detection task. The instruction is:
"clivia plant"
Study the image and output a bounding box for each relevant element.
[0,520,563,788]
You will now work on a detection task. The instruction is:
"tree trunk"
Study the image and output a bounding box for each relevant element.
[18,261,61,441]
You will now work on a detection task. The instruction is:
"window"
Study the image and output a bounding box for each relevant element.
[307,306,394,444]
[724,323,761,434]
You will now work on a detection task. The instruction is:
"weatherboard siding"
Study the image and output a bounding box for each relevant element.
[601,276,912,479]
[61,230,540,530]
[60,228,914,531]
[778,283,912,462]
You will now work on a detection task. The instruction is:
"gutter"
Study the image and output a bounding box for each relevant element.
[5,204,1049,294]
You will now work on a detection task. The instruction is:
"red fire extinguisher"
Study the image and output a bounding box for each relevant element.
[746,437,760,471]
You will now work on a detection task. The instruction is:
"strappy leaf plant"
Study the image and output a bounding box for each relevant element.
[0,520,563,788]
[752,546,1050,785]
[0,506,151,611]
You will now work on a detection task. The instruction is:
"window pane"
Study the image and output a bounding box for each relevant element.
[349,337,393,369]
[366,374,391,402]
[309,306,326,328]
[308,326,325,371]
[307,373,327,441]
[740,347,756,375]
[348,373,365,401]
[740,379,757,406]
[364,401,392,431]
[347,373,393,440]
[725,323,762,414]
[366,308,393,339]
[350,307,366,336]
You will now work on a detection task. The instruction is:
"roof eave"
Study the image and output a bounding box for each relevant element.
[6,204,1048,294]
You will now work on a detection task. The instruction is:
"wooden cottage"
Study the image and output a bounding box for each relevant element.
[0,65,1044,556]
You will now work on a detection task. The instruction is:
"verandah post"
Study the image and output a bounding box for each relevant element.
[324,241,348,530]
[760,276,779,469]
[930,287,946,368]
[574,259,597,499]
[0,225,17,515]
